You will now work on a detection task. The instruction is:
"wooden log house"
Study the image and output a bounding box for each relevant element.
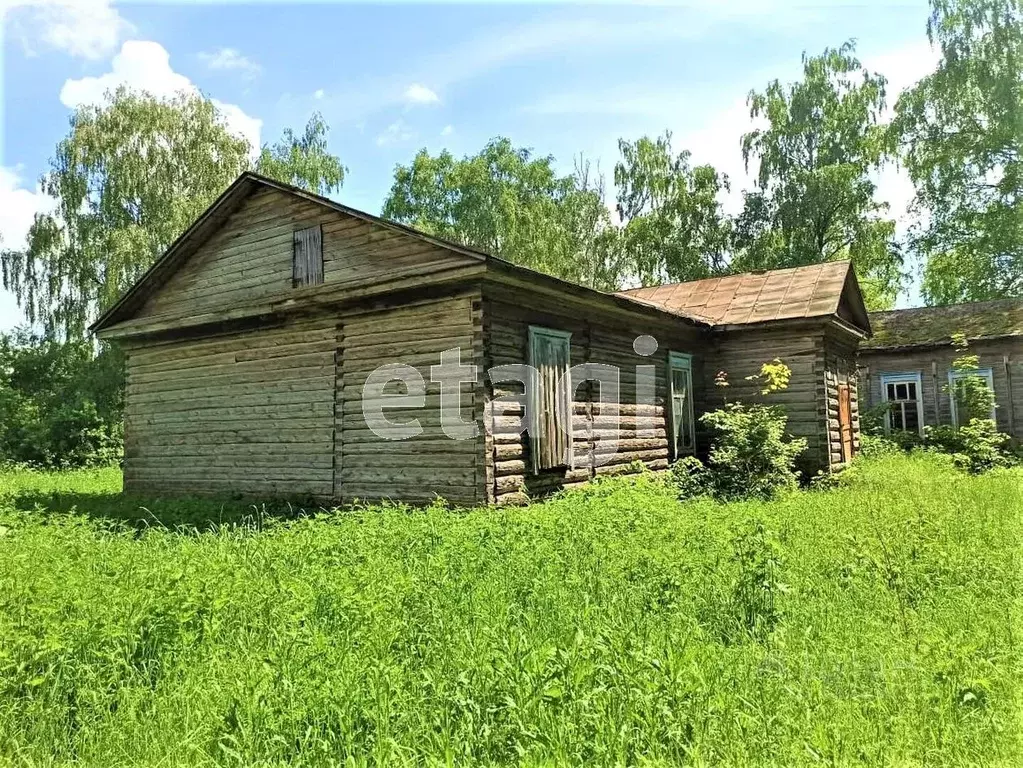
[92,172,872,505]
[859,300,1023,441]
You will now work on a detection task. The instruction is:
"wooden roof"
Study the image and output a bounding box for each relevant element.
[863,298,1023,351]
[618,261,870,332]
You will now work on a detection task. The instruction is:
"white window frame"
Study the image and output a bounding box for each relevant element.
[668,351,696,457]
[880,371,924,436]
[948,367,996,426]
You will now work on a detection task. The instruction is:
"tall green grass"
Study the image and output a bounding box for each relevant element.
[0,454,1020,766]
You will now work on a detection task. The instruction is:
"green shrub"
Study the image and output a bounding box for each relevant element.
[669,455,711,500]
[924,419,1013,473]
[701,402,807,499]
[697,361,808,501]
[859,400,892,437]
[858,433,902,458]
[0,332,123,468]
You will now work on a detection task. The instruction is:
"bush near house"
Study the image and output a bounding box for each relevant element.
[0,452,1018,766]
[674,361,808,502]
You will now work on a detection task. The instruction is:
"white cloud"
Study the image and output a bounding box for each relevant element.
[60,40,263,156]
[862,41,940,227]
[863,40,939,102]
[0,165,54,253]
[198,47,261,78]
[375,119,416,147]
[313,89,325,100]
[404,83,440,106]
[675,97,763,215]
[0,166,56,330]
[440,124,454,137]
[3,0,131,59]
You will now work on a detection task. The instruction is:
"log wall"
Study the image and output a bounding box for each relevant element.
[121,317,340,498]
[337,291,484,506]
[483,287,706,504]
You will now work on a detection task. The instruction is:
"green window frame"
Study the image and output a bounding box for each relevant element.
[528,326,574,472]
[668,351,696,457]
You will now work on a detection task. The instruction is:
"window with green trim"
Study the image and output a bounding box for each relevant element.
[668,352,695,456]
[528,326,573,472]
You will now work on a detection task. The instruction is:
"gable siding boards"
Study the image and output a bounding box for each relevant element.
[136,187,473,321]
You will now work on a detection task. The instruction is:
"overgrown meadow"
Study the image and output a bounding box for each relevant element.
[0,454,1020,766]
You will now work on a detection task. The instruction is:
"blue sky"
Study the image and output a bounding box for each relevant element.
[0,0,937,331]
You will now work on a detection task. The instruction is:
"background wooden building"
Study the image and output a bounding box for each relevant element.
[93,173,871,505]
[859,300,1023,440]
[620,262,870,472]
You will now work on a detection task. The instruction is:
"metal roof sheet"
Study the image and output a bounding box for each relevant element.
[618,261,857,327]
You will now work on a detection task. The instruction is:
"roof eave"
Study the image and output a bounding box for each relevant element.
[485,258,711,329]
[862,331,1023,353]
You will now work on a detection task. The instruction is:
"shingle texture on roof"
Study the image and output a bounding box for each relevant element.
[618,261,853,326]
[864,298,1023,350]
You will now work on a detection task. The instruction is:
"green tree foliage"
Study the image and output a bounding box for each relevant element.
[382,138,620,288]
[0,89,345,339]
[736,43,903,308]
[0,331,123,467]
[256,112,346,196]
[612,132,731,285]
[1,89,249,338]
[895,0,1023,304]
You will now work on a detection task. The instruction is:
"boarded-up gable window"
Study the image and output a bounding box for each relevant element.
[528,326,573,472]
[293,225,323,287]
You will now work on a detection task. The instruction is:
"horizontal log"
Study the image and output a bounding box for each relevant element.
[126,405,333,424]
[124,465,332,482]
[124,478,335,499]
[128,360,335,392]
[342,453,476,469]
